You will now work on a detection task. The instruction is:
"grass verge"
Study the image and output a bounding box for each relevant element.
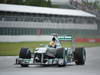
[0,42,100,56]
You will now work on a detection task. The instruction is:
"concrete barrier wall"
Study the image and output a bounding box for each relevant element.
[0,35,100,43]
[0,35,52,42]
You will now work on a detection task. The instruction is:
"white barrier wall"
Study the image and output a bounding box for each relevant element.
[0,35,52,42]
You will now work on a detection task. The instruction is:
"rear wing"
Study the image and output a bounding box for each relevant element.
[57,35,76,51]
[58,35,72,41]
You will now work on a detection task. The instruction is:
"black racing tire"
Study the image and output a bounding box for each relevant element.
[56,48,64,58]
[74,47,86,65]
[19,48,31,59]
[21,64,29,67]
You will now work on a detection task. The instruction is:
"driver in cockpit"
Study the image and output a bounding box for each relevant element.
[49,37,56,48]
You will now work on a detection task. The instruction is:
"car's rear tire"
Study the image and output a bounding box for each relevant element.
[19,48,31,59]
[74,47,86,65]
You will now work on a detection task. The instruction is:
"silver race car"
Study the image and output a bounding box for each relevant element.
[16,35,86,67]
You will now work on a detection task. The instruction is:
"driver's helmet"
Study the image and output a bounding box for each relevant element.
[49,37,56,48]
[52,37,56,41]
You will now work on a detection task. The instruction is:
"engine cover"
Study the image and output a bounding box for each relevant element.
[34,47,56,58]
[34,48,47,53]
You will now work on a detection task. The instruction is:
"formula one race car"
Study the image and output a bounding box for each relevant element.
[16,35,86,67]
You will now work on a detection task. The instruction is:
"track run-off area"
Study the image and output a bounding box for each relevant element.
[0,47,100,75]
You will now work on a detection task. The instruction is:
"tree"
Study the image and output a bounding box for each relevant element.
[6,0,16,4]
[93,1,99,9]
[47,0,52,7]
[0,0,53,7]
[0,0,5,3]
[24,0,48,7]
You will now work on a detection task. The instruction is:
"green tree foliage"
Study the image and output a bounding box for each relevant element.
[0,0,22,4]
[6,0,17,4]
[47,0,52,7]
[24,0,41,6]
[0,0,53,7]
[24,0,52,7]
[80,0,100,10]
[93,1,99,9]
[0,0,5,3]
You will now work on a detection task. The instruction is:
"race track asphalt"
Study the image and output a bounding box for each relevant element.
[0,47,100,75]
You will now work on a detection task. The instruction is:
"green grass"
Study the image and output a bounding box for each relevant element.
[62,42,100,48]
[0,42,100,56]
[0,42,49,56]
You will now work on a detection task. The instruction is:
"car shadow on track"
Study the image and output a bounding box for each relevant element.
[14,63,76,69]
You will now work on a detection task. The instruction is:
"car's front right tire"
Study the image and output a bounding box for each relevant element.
[19,48,31,67]
[19,48,31,59]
